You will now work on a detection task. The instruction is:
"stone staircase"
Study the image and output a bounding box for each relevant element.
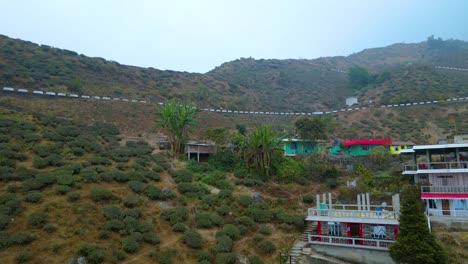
[301,221,317,242]
[287,240,310,264]
[283,221,353,264]
[286,239,351,264]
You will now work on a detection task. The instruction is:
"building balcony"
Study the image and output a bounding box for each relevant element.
[420,185,468,199]
[403,161,468,174]
[426,209,468,217]
[308,235,394,251]
[421,185,468,193]
[306,207,399,225]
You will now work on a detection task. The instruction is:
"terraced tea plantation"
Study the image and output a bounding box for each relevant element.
[0,109,304,264]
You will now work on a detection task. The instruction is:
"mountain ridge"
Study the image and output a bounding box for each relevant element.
[1,34,467,113]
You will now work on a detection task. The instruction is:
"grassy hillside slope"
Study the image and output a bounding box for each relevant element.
[0,109,321,263]
[1,35,467,113]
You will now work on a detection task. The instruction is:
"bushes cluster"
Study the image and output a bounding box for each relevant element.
[176,182,207,199]
[216,205,231,216]
[259,225,272,235]
[194,212,223,228]
[108,140,153,162]
[183,230,202,249]
[27,212,48,227]
[90,187,115,202]
[55,185,71,195]
[235,216,255,226]
[100,206,158,253]
[257,240,276,255]
[67,192,80,202]
[246,205,271,223]
[15,250,33,263]
[78,243,106,264]
[144,185,173,200]
[302,194,314,204]
[128,181,146,193]
[172,169,193,183]
[161,207,189,225]
[156,249,176,264]
[0,193,21,230]
[171,222,187,232]
[215,253,237,264]
[11,232,36,245]
[32,155,64,169]
[123,194,142,208]
[24,191,42,203]
[216,224,240,240]
[271,209,304,229]
[89,156,112,166]
[21,173,56,191]
[212,234,233,254]
[238,194,254,207]
[121,237,138,253]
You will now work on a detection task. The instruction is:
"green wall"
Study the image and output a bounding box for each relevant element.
[283,140,322,156]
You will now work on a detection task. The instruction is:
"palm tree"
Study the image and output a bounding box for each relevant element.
[242,125,284,178]
[155,99,198,155]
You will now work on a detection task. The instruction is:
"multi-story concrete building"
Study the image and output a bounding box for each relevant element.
[401,143,468,217]
[305,193,400,251]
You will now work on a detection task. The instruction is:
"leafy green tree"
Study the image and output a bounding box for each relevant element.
[205,127,230,151]
[241,125,283,178]
[68,78,83,93]
[155,99,198,155]
[294,116,333,140]
[193,85,209,103]
[370,145,390,168]
[389,186,448,264]
[427,35,444,49]
[276,157,305,183]
[235,124,246,135]
[354,163,374,190]
[348,66,371,90]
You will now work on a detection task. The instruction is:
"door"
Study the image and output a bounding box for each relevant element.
[350,223,360,236]
[442,200,450,215]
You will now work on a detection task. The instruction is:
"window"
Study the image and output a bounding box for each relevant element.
[394,147,398,151]
[290,142,297,150]
[419,175,428,181]
[454,200,465,210]
[428,199,437,209]
[361,145,369,150]
[328,222,341,236]
[371,225,386,239]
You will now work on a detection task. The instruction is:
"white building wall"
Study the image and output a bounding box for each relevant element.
[346,97,358,106]
[428,173,468,186]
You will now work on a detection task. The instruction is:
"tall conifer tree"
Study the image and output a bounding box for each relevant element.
[389,186,448,264]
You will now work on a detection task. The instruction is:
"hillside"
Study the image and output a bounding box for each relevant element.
[0,35,467,264]
[1,34,467,113]
[0,109,322,263]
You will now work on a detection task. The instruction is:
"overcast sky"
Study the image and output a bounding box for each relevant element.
[0,0,467,73]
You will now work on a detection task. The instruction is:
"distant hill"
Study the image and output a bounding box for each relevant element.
[1,34,467,112]
[0,34,467,143]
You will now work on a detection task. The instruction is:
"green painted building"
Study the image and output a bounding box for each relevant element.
[282,139,323,156]
[329,137,393,156]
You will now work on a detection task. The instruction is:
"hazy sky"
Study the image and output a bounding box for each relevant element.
[1,0,467,73]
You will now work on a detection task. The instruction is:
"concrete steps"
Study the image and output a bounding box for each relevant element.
[287,240,309,264]
[301,221,318,242]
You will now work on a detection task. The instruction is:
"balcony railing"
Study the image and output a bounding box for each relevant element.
[426,209,468,217]
[421,185,468,193]
[307,208,398,220]
[308,235,394,251]
[403,162,468,172]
